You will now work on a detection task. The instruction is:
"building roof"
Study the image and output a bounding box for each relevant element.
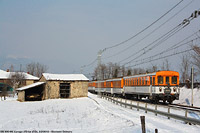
[16,82,45,91]
[42,73,89,81]
[0,69,39,80]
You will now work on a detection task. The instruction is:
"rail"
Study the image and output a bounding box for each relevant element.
[101,94,200,125]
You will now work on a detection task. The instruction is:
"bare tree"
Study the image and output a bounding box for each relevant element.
[192,45,200,74]
[180,54,191,83]
[101,64,107,80]
[26,62,48,77]
[161,59,170,71]
[127,69,132,76]
[107,62,114,79]
[8,72,27,90]
[9,64,14,72]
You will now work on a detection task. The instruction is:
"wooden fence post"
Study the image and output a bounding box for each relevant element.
[145,103,147,113]
[130,100,133,109]
[155,105,157,116]
[168,107,170,119]
[185,110,188,124]
[137,102,139,111]
[140,116,146,133]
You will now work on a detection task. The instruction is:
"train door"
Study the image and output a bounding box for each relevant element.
[150,76,156,92]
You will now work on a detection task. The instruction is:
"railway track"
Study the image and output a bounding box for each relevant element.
[101,94,200,113]
[100,94,200,125]
[169,104,200,112]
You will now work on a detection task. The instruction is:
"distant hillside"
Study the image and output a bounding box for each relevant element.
[0,56,33,71]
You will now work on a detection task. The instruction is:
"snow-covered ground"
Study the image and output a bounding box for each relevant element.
[0,90,200,132]
[174,87,200,107]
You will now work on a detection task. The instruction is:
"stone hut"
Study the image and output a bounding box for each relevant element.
[17,73,89,101]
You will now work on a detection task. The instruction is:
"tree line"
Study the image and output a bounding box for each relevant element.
[93,45,200,83]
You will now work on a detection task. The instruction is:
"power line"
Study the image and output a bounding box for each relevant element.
[102,0,194,60]
[129,48,193,68]
[120,23,183,64]
[81,0,184,72]
[133,35,200,65]
[121,9,198,66]
[103,0,184,51]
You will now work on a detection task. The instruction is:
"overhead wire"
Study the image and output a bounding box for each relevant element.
[133,34,200,65]
[81,0,184,74]
[102,0,195,60]
[121,13,196,66]
[103,0,184,51]
[120,23,183,64]
[129,48,193,67]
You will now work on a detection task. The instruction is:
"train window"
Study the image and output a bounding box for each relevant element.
[134,78,136,85]
[142,78,144,85]
[158,76,163,84]
[146,77,148,85]
[150,77,152,85]
[172,76,177,84]
[153,77,155,85]
[166,76,169,84]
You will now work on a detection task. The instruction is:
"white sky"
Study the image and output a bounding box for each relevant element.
[0,0,200,76]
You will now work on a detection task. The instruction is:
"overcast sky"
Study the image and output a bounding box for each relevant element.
[0,0,200,76]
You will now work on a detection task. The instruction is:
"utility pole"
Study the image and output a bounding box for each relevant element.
[191,66,194,107]
[97,49,104,80]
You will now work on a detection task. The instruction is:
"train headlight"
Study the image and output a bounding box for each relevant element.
[159,87,162,92]
[173,88,177,92]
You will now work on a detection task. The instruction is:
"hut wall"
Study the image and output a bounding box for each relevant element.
[26,80,34,86]
[70,81,88,98]
[41,81,60,100]
[18,91,25,102]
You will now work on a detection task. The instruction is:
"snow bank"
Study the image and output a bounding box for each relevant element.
[174,87,200,107]
[0,93,199,132]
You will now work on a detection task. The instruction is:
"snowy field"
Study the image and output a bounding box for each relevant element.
[174,87,200,107]
[0,89,200,132]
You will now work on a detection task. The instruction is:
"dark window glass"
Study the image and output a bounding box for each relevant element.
[153,77,155,85]
[158,76,163,84]
[150,77,152,85]
[166,76,169,84]
[172,76,177,84]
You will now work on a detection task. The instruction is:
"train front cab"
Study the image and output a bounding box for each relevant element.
[151,71,179,103]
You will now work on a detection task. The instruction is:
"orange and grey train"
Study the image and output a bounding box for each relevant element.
[88,71,180,103]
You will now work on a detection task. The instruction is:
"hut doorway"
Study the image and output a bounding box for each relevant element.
[60,83,70,98]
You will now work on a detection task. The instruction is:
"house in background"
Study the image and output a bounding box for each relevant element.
[0,69,39,87]
[17,73,89,102]
[0,69,39,97]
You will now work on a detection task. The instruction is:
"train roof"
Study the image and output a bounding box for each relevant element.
[123,72,156,79]
[106,78,122,82]
[123,71,179,79]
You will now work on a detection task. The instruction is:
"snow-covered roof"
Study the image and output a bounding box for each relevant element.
[0,69,39,80]
[16,82,45,91]
[42,73,89,81]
